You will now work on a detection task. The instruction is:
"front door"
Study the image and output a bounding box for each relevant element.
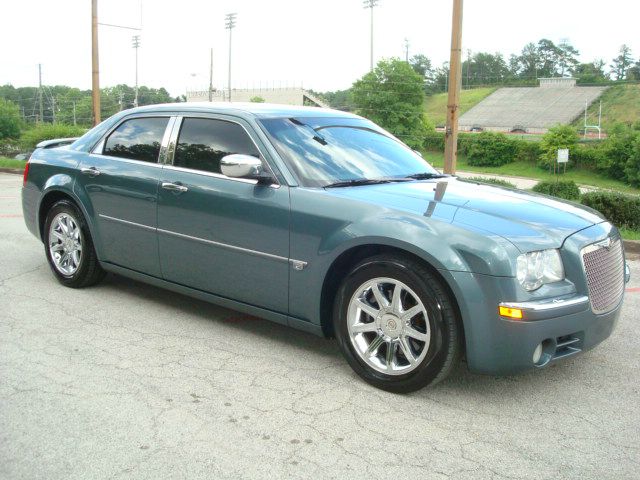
[75,115,171,277]
[157,116,290,313]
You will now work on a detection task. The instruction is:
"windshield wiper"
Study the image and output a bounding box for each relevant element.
[404,172,450,180]
[290,118,328,145]
[324,178,410,188]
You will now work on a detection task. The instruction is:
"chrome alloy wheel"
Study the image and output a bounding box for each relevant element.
[48,213,83,276]
[347,277,431,375]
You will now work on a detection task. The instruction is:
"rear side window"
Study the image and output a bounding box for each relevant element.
[103,117,169,163]
[174,118,260,174]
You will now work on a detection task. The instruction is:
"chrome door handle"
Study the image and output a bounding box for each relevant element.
[161,182,188,193]
[80,167,100,177]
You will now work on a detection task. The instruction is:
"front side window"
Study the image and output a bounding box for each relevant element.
[259,117,437,188]
[173,118,260,174]
[103,117,169,163]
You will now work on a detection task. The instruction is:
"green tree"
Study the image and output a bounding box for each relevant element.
[575,60,609,84]
[249,96,265,103]
[0,98,22,139]
[610,44,633,80]
[351,58,430,148]
[409,54,433,80]
[538,124,579,171]
[557,40,580,76]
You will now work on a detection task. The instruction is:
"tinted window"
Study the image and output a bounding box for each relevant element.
[174,118,260,174]
[103,117,168,163]
[259,117,437,188]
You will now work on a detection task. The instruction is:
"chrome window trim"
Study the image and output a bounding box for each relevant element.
[169,114,281,188]
[89,154,165,169]
[90,113,175,157]
[98,214,307,268]
[158,116,178,164]
[98,214,156,231]
[163,164,260,185]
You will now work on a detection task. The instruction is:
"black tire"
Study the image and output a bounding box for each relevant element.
[44,199,106,288]
[334,254,462,393]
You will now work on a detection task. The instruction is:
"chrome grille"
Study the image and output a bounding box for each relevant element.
[581,236,625,314]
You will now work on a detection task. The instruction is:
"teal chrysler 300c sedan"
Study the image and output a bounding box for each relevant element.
[22,103,631,392]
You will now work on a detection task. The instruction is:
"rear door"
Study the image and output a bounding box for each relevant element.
[75,115,173,277]
[157,115,291,314]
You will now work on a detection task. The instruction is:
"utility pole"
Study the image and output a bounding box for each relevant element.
[91,0,101,125]
[132,35,140,107]
[443,0,464,175]
[404,38,409,62]
[363,0,379,71]
[51,96,56,123]
[38,64,43,123]
[72,101,77,126]
[225,13,237,102]
[209,47,214,102]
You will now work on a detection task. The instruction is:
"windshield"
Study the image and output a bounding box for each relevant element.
[258,117,438,188]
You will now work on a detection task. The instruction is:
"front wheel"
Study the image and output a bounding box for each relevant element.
[44,200,105,288]
[334,254,462,393]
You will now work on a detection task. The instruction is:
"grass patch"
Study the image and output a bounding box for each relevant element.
[0,157,26,169]
[423,150,640,195]
[423,87,496,126]
[620,228,640,241]
[575,84,640,132]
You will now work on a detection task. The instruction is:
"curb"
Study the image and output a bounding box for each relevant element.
[0,168,23,175]
[624,240,640,256]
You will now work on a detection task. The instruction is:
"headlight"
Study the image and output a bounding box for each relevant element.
[516,249,565,291]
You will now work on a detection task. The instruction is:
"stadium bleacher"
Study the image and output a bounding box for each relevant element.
[459,79,607,133]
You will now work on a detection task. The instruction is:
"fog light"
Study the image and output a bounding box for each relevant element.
[532,343,543,364]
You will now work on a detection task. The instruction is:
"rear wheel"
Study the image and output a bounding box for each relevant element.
[44,200,105,288]
[334,254,462,393]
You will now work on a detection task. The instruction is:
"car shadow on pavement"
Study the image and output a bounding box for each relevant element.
[96,271,594,397]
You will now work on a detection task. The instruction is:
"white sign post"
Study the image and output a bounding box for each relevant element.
[557,148,569,174]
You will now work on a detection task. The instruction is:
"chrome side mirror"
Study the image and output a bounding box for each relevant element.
[220,154,264,179]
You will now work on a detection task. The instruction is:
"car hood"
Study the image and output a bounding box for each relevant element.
[324,177,605,252]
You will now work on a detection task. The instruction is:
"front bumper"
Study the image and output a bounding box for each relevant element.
[441,222,629,375]
[446,269,624,375]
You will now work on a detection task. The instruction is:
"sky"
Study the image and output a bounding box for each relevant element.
[2,0,639,97]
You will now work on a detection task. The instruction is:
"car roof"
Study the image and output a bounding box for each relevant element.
[131,102,362,120]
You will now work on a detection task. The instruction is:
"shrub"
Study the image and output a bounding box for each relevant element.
[463,176,517,188]
[514,140,541,163]
[249,96,265,103]
[581,191,640,229]
[0,99,22,140]
[532,180,581,200]
[623,135,640,187]
[20,123,86,149]
[571,144,606,170]
[538,124,579,170]
[466,132,517,167]
[423,131,445,151]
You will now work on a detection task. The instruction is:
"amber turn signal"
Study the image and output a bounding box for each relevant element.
[499,306,523,319]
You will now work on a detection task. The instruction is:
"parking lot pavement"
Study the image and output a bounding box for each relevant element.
[1,171,639,480]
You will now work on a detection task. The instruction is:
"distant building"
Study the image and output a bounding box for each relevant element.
[186,87,328,108]
[458,78,607,134]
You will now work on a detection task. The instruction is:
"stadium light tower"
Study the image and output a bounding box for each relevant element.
[363,0,379,71]
[132,35,141,107]
[225,13,237,102]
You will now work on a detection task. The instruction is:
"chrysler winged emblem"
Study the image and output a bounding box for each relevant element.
[595,237,612,250]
